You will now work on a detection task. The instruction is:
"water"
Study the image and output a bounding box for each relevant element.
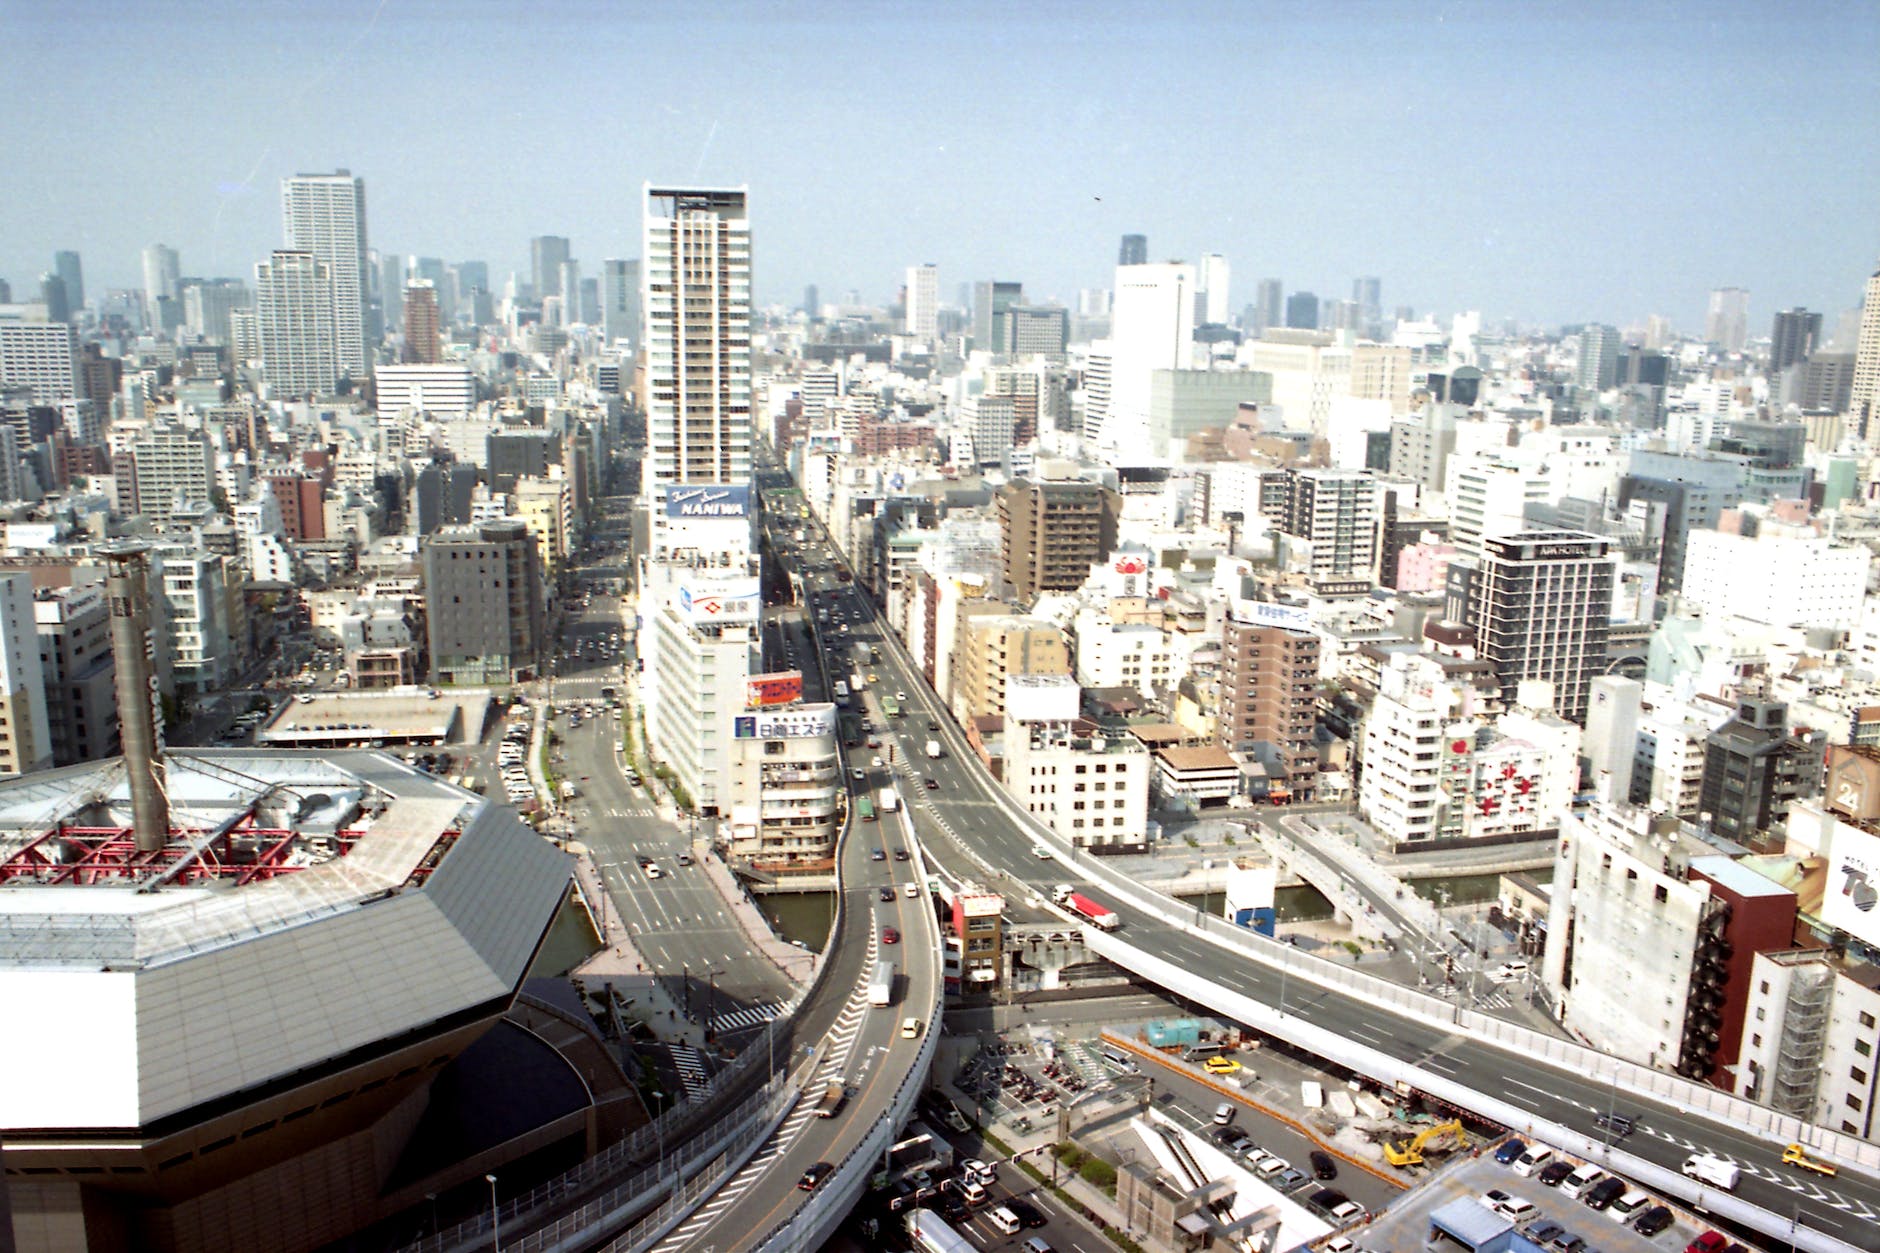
[1408,869,1549,908]
[762,891,835,952]
[530,891,604,977]
[1179,883,1335,922]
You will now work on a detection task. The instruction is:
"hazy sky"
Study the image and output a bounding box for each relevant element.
[3,0,1877,332]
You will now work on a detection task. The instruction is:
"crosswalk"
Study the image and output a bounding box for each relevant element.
[606,806,658,819]
[710,1001,785,1036]
[669,1043,710,1102]
[649,933,880,1252]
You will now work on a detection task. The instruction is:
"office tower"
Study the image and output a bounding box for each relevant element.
[280,170,369,378]
[182,279,251,344]
[558,258,580,323]
[1097,262,1195,458]
[972,280,1023,352]
[422,519,544,684]
[0,572,51,775]
[39,274,71,324]
[455,259,489,303]
[601,258,640,346]
[32,583,119,766]
[1217,604,1320,802]
[1699,700,1820,846]
[1705,286,1749,353]
[401,279,441,363]
[375,363,474,417]
[1254,278,1283,334]
[642,185,751,495]
[253,250,338,397]
[1852,264,1880,434]
[141,243,180,320]
[1577,323,1620,392]
[1769,307,1822,375]
[1192,252,1230,326]
[110,423,214,525]
[905,263,938,338]
[1003,306,1070,356]
[1118,234,1148,266]
[997,476,1121,602]
[1352,276,1382,332]
[531,234,571,301]
[803,284,819,317]
[579,276,600,325]
[1278,468,1381,582]
[1284,290,1319,330]
[378,252,404,333]
[53,250,83,313]
[1448,531,1616,724]
[0,321,80,404]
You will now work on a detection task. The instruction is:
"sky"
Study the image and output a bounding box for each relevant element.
[2,0,1877,333]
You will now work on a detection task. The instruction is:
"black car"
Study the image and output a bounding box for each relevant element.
[924,777,939,790]
[1536,1160,1573,1187]
[1210,1127,1238,1147]
[1005,1198,1046,1228]
[870,848,886,861]
[1583,1176,1626,1210]
[1594,1111,1636,1137]
[798,1161,833,1191]
[879,886,894,902]
[1306,1188,1349,1215]
[894,848,910,861]
[1632,1207,1673,1236]
[1309,1151,1337,1180]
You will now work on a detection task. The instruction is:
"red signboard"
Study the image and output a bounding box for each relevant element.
[746,671,804,708]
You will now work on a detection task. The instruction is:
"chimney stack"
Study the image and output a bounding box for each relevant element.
[103,544,169,852]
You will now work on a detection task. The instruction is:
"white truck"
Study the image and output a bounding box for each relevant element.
[1681,1152,1740,1190]
[879,786,900,813]
[869,960,897,1008]
[925,739,942,759]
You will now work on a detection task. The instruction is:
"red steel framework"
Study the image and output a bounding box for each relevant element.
[0,823,378,887]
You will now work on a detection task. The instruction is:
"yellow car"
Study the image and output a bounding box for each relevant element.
[1204,1057,1242,1075]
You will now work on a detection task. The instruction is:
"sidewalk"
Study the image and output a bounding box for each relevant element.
[698,852,815,985]
[568,848,709,1049]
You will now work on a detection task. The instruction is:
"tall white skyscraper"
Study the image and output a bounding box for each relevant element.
[641,185,751,497]
[904,263,938,339]
[601,258,640,347]
[281,170,369,378]
[253,250,338,397]
[1100,261,1194,459]
[1705,286,1749,353]
[1851,263,1880,435]
[141,244,180,328]
[0,571,51,776]
[1198,253,1230,325]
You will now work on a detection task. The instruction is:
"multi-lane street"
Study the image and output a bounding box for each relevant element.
[778,490,1880,1251]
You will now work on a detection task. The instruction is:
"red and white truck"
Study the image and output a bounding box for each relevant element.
[1053,885,1120,931]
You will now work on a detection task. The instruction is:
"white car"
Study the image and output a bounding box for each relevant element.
[1031,845,1053,859]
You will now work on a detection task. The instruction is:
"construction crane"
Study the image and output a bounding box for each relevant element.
[1384,1118,1464,1167]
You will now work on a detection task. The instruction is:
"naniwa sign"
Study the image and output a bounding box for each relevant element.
[666,483,752,518]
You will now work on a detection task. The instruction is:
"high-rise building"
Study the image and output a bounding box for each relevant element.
[38,274,71,324]
[1198,253,1231,325]
[1577,323,1620,392]
[1254,278,1283,334]
[1119,234,1147,266]
[1217,603,1320,802]
[141,244,180,329]
[32,582,119,766]
[422,519,544,685]
[0,572,51,775]
[1101,262,1195,457]
[455,259,490,319]
[601,258,640,346]
[531,234,571,301]
[803,284,819,317]
[578,275,601,325]
[0,320,80,403]
[52,250,83,314]
[1351,275,1382,333]
[1769,307,1822,375]
[113,424,214,525]
[997,476,1121,602]
[905,262,938,339]
[401,279,441,364]
[1705,286,1750,353]
[1284,290,1319,330]
[253,250,338,397]
[1447,531,1617,724]
[280,170,369,378]
[972,280,1024,352]
[1852,263,1880,434]
[1699,699,1822,846]
[642,186,751,500]
[1276,467,1381,582]
[182,278,251,344]
[556,258,580,325]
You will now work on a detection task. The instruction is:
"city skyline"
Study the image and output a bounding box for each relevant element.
[2,1,1876,330]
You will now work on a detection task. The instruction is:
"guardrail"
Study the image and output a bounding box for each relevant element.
[747,800,948,1253]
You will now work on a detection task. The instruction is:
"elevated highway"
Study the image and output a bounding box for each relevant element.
[806,512,1880,1253]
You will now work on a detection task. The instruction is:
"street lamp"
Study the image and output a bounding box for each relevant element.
[485,1174,500,1253]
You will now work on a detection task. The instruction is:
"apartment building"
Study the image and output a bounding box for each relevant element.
[1217,603,1320,802]
[1002,674,1151,849]
[997,476,1121,603]
[949,613,1070,726]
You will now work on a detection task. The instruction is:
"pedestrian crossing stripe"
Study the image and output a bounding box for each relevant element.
[670,1043,709,1100]
[710,1002,785,1034]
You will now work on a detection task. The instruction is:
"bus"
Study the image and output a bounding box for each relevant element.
[856,795,877,822]
[880,696,901,719]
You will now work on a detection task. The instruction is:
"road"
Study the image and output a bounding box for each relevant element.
[782,496,1880,1250]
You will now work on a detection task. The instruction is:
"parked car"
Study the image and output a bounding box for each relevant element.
[1632,1205,1674,1236]
[1536,1160,1573,1187]
[1494,1139,1527,1165]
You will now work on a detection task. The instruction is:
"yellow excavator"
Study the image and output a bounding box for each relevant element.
[1384,1118,1464,1167]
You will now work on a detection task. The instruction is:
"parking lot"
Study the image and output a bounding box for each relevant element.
[1326,1143,1760,1253]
